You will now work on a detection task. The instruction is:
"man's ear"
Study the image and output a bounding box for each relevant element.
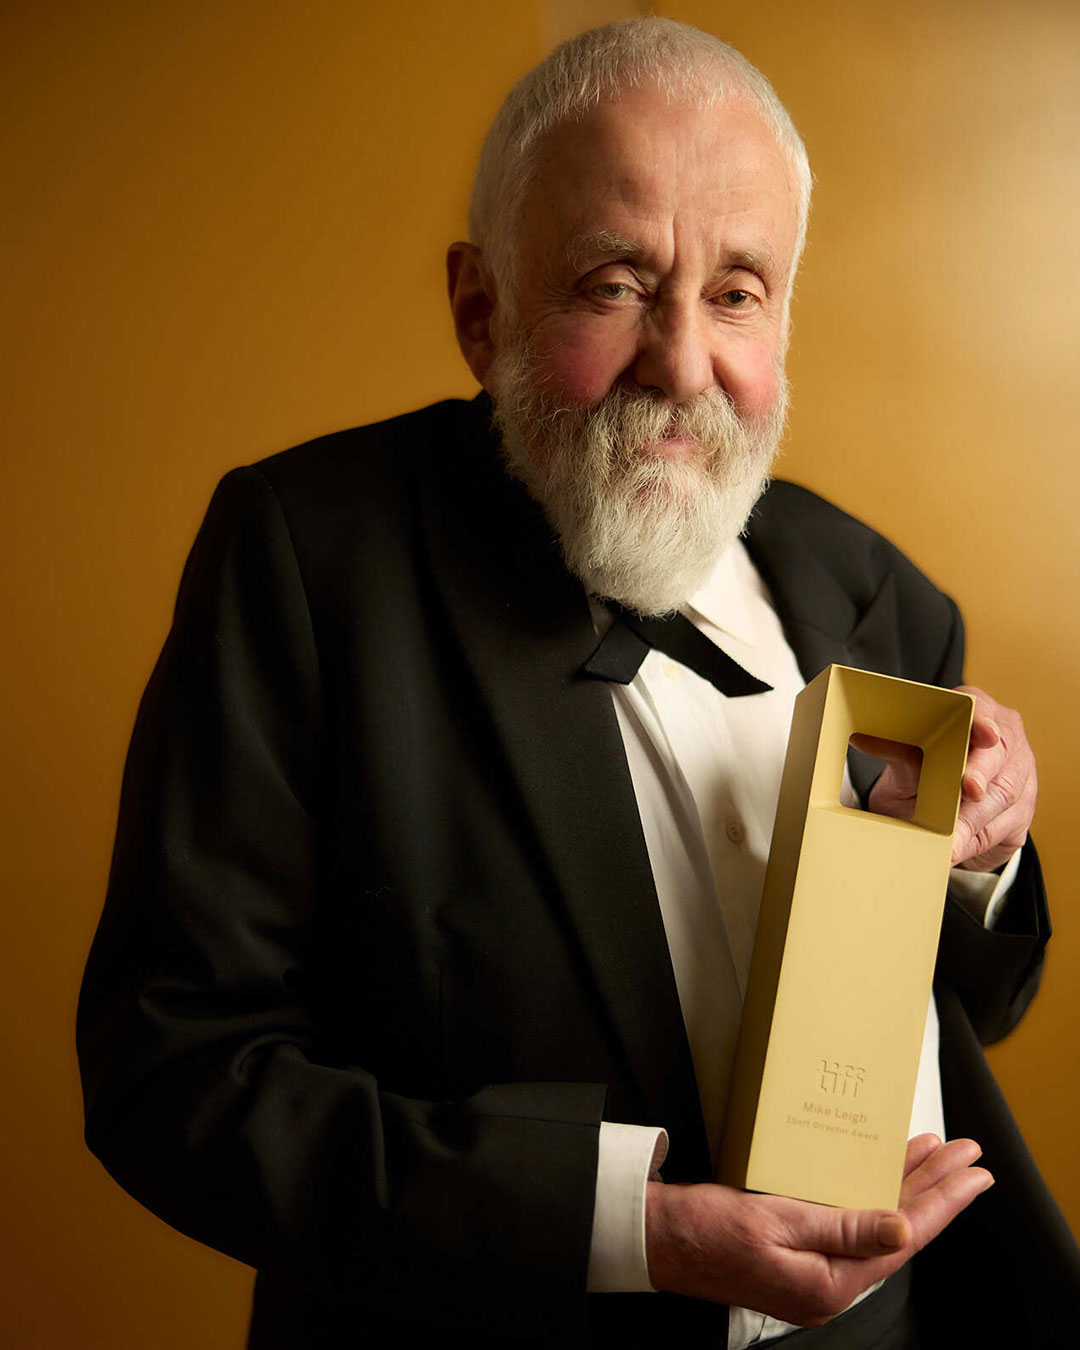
[447,242,498,390]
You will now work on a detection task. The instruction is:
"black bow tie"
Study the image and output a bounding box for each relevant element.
[583,600,773,698]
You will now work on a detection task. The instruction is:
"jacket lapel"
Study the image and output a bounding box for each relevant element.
[419,405,710,1170]
[744,483,907,801]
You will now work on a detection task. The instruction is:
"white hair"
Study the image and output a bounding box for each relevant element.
[468,17,812,303]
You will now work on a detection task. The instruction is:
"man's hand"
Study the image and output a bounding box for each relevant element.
[854,687,1036,872]
[645,1135,992,1324]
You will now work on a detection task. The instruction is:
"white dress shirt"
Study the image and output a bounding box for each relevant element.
[584,541,1016,1346]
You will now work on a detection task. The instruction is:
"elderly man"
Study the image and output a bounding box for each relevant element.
[78,18,1078,1350]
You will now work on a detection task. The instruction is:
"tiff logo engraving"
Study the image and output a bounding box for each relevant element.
[819,1059,865,1098]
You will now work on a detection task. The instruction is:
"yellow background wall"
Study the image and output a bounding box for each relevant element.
[2,2,1076,1345]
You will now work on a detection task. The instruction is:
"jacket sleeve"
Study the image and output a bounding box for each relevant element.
[938,844,1050,1045]
[76,467,604,1336]
[925,593,1051,1045]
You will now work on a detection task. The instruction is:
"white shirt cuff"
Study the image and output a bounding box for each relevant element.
[948,846,1022,928]
[586,1122,668,1293]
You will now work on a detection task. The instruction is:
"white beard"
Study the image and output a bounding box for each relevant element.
[490,337,787,617]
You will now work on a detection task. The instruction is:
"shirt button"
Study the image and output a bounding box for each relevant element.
[662,659,680,679]
[726,820,745,845]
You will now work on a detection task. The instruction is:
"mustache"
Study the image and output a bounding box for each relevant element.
[563,384,745,463]
[498,344,786,469]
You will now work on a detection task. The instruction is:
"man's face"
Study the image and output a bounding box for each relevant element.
[486,86,801,614]
[494,85,799,446]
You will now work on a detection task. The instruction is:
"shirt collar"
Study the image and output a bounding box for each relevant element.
[683,542,760,647]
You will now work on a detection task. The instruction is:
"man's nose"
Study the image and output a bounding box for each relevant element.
[631,303,715,403]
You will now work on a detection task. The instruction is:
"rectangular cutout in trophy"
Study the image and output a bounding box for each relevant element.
[718,664,974,1210]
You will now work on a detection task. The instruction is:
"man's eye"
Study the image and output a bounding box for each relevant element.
[721,289,753,307]
[591,282,635,301]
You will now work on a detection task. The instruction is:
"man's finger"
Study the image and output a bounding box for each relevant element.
[968,717,1002,750]
[901,1163,994,1251]
[902,1133,942,1178]
[855,735,923,821]
[956,686,1006,798]
[849,733,924,774]
[960,738,1008,801]
[899,1136,983,1206]
[953,794,1032,867]
[963,699,1003,756]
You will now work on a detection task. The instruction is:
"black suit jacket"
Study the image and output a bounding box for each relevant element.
[78,396,1080,1348]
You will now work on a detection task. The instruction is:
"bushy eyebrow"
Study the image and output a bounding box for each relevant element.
[565,229,642,273]
[723,247,776,280]
[565,230,778,284]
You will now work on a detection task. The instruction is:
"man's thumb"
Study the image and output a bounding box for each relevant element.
[799,1207,911,1257]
